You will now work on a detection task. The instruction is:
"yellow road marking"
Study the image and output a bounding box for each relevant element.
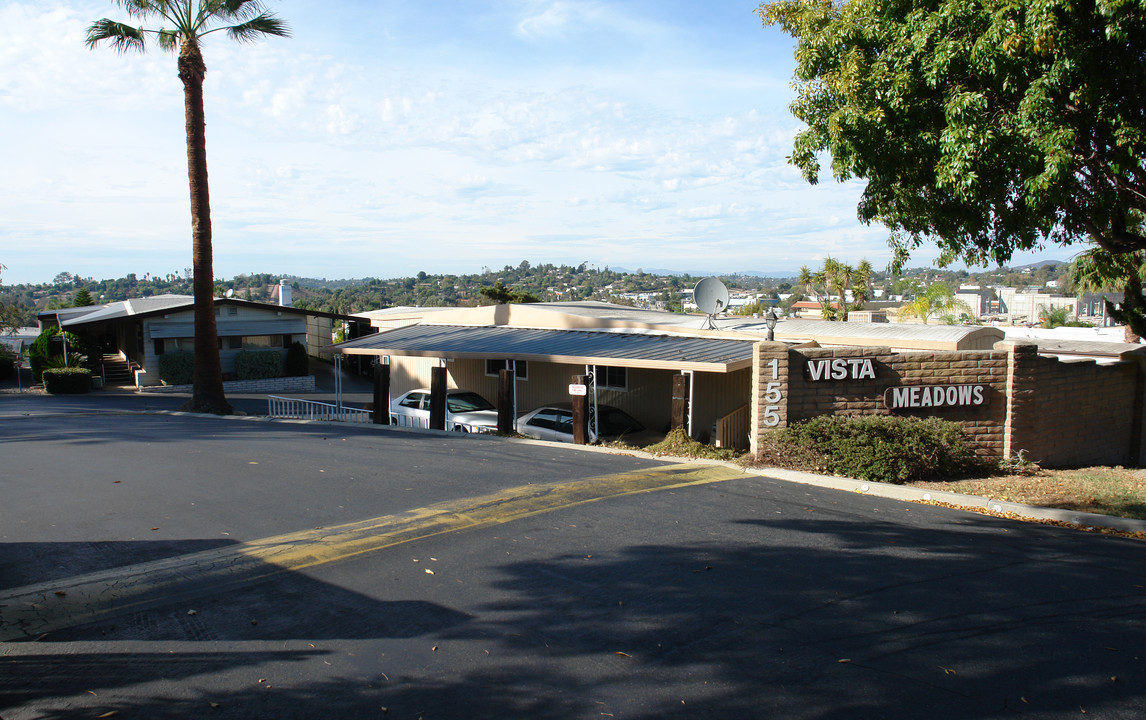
[0,463,744,641]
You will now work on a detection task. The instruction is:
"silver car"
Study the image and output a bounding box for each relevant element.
[390,389,499,433]
[516,403,656,445]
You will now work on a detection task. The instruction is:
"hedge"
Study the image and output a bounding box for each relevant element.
[235,350,283,380]
[159,351,194,386]
[43,367,92,394]
[753,415,984,484]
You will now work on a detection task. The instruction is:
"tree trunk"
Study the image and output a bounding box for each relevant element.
[178,41,231,414]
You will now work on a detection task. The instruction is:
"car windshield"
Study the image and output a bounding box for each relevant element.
[447,392,495,413]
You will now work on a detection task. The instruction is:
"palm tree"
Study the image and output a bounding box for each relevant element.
[897,282,972,325]
[86,1,289,414]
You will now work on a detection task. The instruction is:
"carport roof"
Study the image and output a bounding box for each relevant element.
[333,324,758,372]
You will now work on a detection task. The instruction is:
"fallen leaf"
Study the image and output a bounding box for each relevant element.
[54,590,66,597]
[150,527,160,531]
[187,610,197,616]
[97,713,118,718]
[248,462,258,465]
[87,691,98,696]
[209,702,220,709]
[838,658,851,664]
[615,652,632,658]
[431,646,438,652]
[425,569,434,575]
[942,667,957,675]
[113,480,121,484]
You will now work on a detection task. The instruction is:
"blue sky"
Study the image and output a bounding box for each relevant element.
[0,0,1063,285]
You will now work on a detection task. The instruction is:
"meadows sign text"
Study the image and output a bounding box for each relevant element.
[884,384,987,410]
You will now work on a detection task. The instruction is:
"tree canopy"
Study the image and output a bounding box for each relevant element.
[758,0,1146,267]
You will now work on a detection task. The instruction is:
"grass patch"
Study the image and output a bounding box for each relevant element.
[911,467,1146,521]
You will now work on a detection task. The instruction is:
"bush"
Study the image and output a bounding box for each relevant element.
[0,346,15,379]
[235,350,282,380]
[158,351,194,386]
[42,367,92,394]
[29,327,85,382]
[752,415,985,484]
[284,341,309,377]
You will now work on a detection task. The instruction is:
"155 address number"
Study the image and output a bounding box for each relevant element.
[763,358,783,427]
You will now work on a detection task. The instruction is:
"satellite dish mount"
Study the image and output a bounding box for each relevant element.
[693,277,729,330]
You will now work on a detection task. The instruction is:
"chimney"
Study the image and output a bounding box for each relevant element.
[279,279,292,307]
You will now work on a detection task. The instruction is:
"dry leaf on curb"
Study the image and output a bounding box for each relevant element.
[838,659,851,664]
[425,569,434,575]
[97,713,118,718]
[615,652,632,658]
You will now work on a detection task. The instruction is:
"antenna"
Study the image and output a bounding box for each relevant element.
[693,277,729,329]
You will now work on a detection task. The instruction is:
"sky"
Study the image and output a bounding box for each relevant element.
[0,0,1065,286]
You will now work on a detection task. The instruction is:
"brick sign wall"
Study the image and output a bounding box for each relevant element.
[751,340,1146,467]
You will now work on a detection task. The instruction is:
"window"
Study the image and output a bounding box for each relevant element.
[597,365,627,390]
[526,409,560,431]
[399,392,425,409]
[243,335,285,349]
[486,359,528,380]
[227,306,238,316]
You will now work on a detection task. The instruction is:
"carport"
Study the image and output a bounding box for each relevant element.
[332,323,759,445]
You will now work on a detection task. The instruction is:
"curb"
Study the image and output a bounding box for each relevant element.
[741,466,1146,535]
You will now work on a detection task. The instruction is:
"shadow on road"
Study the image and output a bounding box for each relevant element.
[4,509,1145,719]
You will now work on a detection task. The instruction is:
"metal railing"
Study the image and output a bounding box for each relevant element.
[267,396,374,424]
[390,413,498,434]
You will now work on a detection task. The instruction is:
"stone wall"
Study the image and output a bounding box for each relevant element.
[141,374,315,395]
[751,340,1145,467]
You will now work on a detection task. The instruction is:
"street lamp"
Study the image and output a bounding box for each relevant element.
[765,308,778,341]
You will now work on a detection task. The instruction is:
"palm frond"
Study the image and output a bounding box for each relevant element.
[85,19,147,53]
[114,0,167,22]
[222,13,290,43]
[156,28,180,52]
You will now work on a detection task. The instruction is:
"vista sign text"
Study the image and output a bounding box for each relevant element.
[806,358,876,381]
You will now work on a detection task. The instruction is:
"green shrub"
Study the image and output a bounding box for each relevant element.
[158,351,194,386]
[29,327,86,382]
[235,350,282,380]
[284,341,309,377]
[0,346,15,379]
[753,415,985,484]
[42,367,92,394]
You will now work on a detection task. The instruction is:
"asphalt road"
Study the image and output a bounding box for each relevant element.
[2,406,1145,719]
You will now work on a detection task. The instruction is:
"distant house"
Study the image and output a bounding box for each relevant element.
[38,294,367,387]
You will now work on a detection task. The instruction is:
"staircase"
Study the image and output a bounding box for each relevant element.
[101,354,134,387]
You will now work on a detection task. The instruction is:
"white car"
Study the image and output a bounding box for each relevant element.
[516,403,657,445]
[390,389,499,433]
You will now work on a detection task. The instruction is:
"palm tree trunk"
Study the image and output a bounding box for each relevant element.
[178,41,231,414]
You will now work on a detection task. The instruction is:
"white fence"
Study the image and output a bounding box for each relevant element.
[267,396,374,424]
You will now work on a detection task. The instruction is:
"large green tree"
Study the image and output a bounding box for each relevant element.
[1070,246,1146,341]
[87,1,289,413]
[758,0,1146,267]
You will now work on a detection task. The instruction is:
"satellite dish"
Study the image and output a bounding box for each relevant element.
[694,277,729,328]
[225,289,234,298]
